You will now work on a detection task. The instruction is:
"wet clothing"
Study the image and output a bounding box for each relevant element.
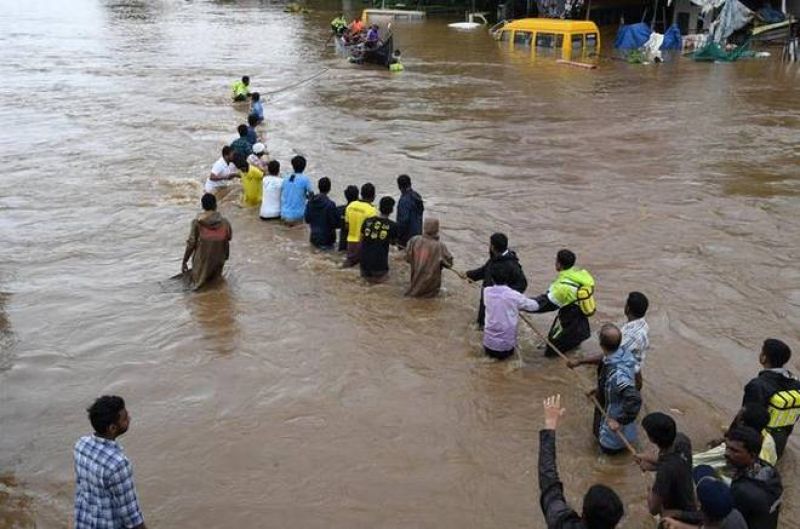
[205,156,236,194]
[336,203,352,251]
[232,79,249,101]
[185,211,232,289]
[350,19,364,34]
[466,250,527,326]
[74,435,144,529]
[741,368,800,458]
[240,164,264,207]
[538,429,587,529]
[730,461,782,529]
[245,126,258,145]
[532,267,594,357]
[280,172,312,222]
[304,193,339,249]
[598,347,641,452]
[652,433,697,514]
[230,136,253,158]
[396,188,424,248]
[260,175,282,219]
[360,216,398,278]
[345,200,377,243]
[404,218,452,297]
[483,285,539,353]
[621,317,649,374]
[484,346,515,360]
[250,100,264,123]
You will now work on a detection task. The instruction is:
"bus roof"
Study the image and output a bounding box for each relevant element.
[501,18,599,33]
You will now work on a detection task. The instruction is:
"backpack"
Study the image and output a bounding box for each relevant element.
[560,274,596,317]
[767,389,800,429]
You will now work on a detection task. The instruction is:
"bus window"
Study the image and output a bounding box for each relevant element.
[586,33,598,48]
[571,34,584,49]
[500,30,511,41]
[536,33,556,47]
[514,30,532,46]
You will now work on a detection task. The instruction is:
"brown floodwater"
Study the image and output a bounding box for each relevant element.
[1,1,799,527]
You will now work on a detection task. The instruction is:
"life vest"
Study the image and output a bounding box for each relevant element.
[550,268,596,316]
[389,62,404,72]
[767,389,800,429]
[232,80,248,98]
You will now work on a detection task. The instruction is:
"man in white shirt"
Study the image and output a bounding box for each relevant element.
[204,146,239,196]
[260,159,283,220]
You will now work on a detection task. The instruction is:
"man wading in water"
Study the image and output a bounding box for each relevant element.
[182,193,232,289]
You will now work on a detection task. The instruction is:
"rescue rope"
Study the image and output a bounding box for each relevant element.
[264,69,330,101]
[447,267,638,456]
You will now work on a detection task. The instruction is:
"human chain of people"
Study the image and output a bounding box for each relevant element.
[71,75,798,529]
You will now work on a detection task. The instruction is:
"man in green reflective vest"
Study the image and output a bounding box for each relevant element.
[530,249,595,357]
[231,76,250,102]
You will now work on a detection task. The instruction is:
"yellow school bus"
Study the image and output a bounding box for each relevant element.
[492,18,600,60]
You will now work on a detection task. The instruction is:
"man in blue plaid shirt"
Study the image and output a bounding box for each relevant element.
[74,395,147,529]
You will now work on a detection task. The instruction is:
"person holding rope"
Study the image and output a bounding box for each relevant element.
[465,233,527,328]
[529,249,594,358]
[539,394,625,529]
[482,265,539,360]
[593,323,641,455]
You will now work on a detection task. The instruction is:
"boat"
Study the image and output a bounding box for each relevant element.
[338,34,395,67]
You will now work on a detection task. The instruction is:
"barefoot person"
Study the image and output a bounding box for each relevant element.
[74,396,147,529]
[182,193,232,289]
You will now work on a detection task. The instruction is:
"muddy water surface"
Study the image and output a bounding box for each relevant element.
[1,1,800,527]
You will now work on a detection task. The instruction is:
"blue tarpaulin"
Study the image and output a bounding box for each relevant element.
[661,24,682,49]
[614,23,652,49]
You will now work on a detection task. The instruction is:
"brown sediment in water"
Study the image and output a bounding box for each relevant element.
[0,0,799,528]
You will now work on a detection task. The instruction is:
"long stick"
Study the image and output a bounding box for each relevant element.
[264,69,330,101]
[447,267,637,456]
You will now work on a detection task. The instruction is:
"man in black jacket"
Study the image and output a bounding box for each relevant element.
[465,233,527,327]
[396,174,424,249]
[738,338,800,459]
[540,394,624,529]
[304,177,339,250]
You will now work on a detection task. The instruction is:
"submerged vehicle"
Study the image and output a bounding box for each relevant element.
[361,8,425,23]
[491,18,601,60]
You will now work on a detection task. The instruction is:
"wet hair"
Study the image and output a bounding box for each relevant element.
[599,323,622,352]
[626,292,649,319]
[582,485,624,529]
[344,184,359,203]
[233,155,249,172]
[247,114,258,127]
[361,183,376,202]
[242,75,250,84]
[251,92,260,102]
[221,146,232,157]
[557,249,576,269]
[202,193,217,211]
[642,412,677,450]
[397,174,411,190]
[87,395,125,435]
[237,124,248,137]
[762,338,791,367]
[379,196,395,215]
[267,160,280,176]
[740,404,770,432]
[490,232,508,253]
[318,177,331,194]
[291,155,306,174]
[727,426,763,456]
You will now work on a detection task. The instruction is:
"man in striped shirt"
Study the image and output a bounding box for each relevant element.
[74,395,146,529]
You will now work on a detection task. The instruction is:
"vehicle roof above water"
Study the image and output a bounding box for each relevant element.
[501,18,599,33]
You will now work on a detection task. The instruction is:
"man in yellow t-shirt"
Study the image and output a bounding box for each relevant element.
[234,157,264,207]
[343,182,376,267]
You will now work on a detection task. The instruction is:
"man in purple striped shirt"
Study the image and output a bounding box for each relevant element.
[483,266,540,360]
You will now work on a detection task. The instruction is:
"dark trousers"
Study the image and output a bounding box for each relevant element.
[484,346,515,361]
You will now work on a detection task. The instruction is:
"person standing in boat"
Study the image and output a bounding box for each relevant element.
[365,24,380,48]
